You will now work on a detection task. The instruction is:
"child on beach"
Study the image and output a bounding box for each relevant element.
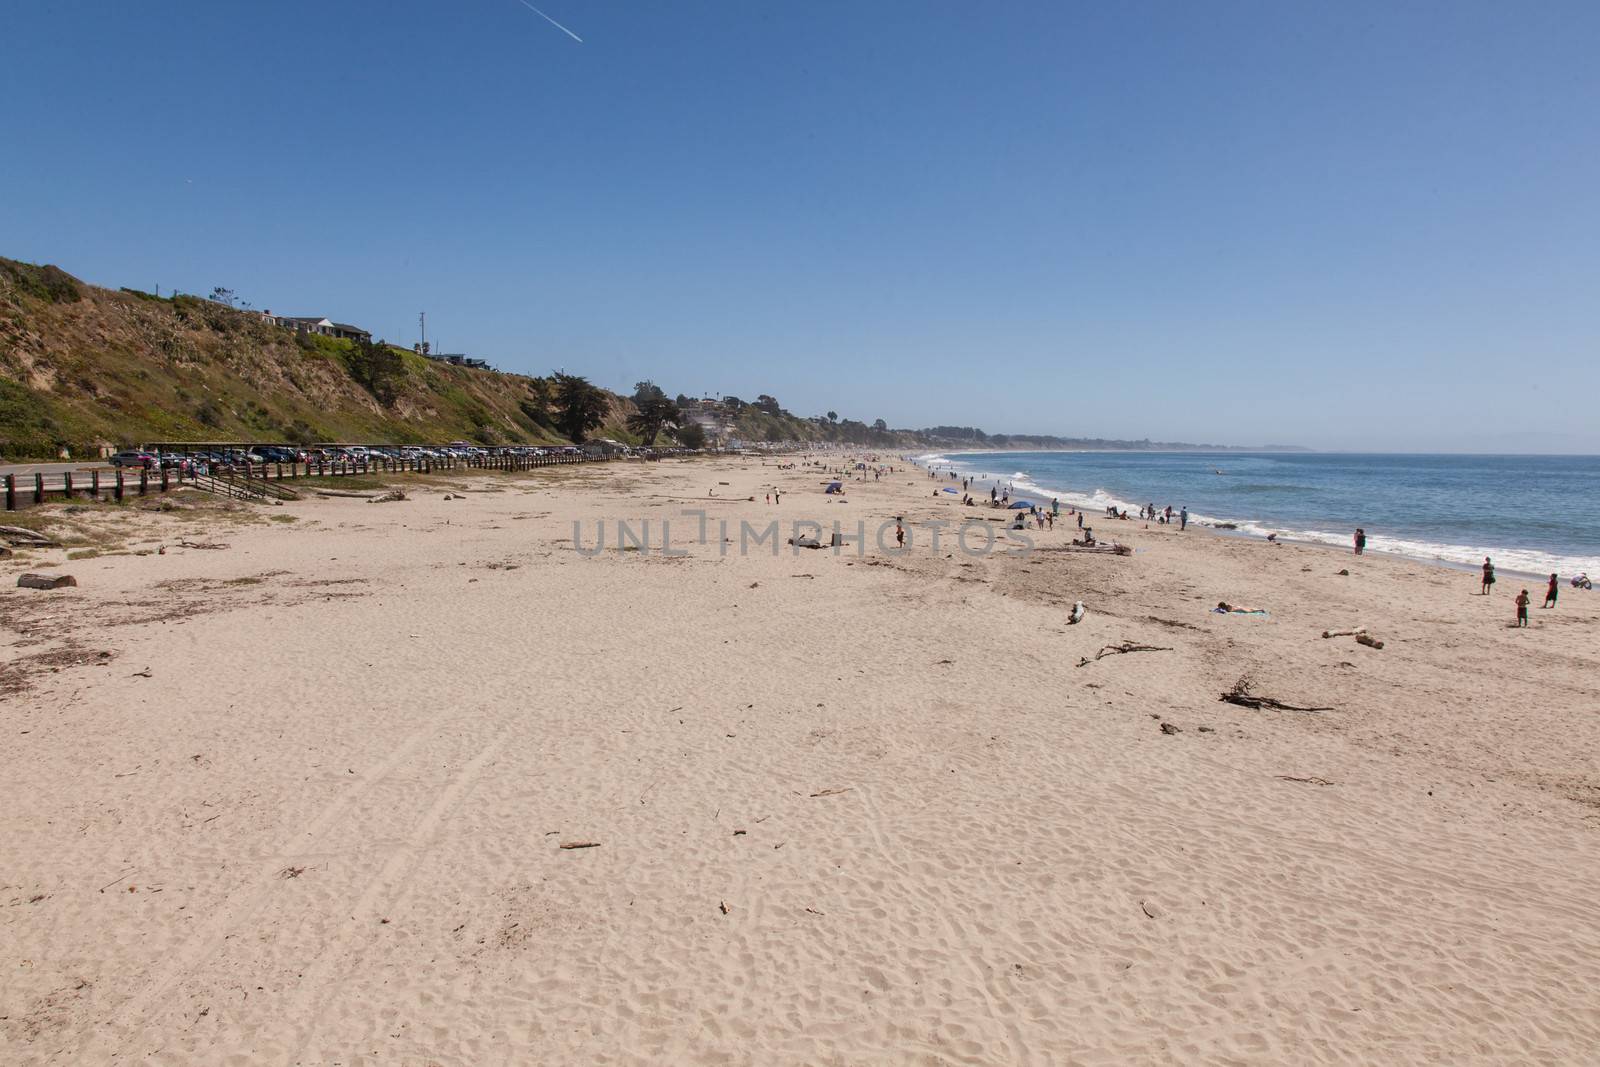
[1482,557,1496,595]
[1515,589,1530,626]
[1544,573,1559,608]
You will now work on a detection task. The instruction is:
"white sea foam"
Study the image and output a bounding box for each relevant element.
[917,454,1600,578]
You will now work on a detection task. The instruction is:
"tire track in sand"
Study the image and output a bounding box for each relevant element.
[283,728,511,1061]
[87,712,456,1058]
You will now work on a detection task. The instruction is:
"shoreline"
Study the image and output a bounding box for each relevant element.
[916,451,1594,583]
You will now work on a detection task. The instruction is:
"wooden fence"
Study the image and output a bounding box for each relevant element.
[3,451,611,511]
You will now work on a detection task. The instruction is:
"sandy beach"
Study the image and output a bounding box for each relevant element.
[3,454,1598,1065]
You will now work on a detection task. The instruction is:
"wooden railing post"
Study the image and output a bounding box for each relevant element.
[4,474,14,511]
[160,468,170,493]
[64,472,74,499]
[34,473,44,504]
[115,470,125,502]
[139,469,149,495]
[91,470,101,500]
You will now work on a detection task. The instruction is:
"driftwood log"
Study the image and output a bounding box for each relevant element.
[1219,678,1332,713]
[18,573,77,590]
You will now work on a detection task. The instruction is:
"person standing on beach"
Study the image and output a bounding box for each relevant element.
[1544,573,1559,609]
[1180,507,1188,531]
[895,520,905,548]
[1355,528,1367,555]
[1481,557,1496,595]
[1515,589,1530,626]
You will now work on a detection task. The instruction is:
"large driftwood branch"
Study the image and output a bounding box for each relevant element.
[1219,678,1332,713]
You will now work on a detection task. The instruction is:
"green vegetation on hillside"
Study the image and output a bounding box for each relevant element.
[0,257,644,458]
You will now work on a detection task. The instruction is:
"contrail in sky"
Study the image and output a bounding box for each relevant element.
[516,0,583,42]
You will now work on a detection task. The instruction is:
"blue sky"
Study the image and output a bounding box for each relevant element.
[4,1,1598,451]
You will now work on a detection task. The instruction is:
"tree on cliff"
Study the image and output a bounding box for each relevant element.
[627,382,679,445]
[346,338,406,406]
[554,373,610,443]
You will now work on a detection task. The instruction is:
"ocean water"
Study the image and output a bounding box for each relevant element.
[921,451,1600,578]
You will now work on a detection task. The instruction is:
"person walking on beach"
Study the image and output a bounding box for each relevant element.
[1544,573,1559,609]
[1515,588,1530,626]
[895,520,905,548]
[1179,506,1188,531]
[1354,528,1367,555]
[1481,557,1496,595]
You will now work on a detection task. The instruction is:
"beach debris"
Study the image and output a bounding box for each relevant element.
[1323,627,1383,649]
[1337,568,1350,576]
[1076,642,1172,667]
[1,524,59,548]
[1068,600,1086,625]
[177,540,229,550]
[559,840,601,850]
[788,536,823,549]
[369,489,408,503]
[1159,722,1181,735]
[315,489,372,499]
[0,546,11,557]
[1276,775,1334,786]
[719,900,730,915]
[1140,900,1159,919]
[279,866,308,878]
[98,868,137,893]
[809,787,853,798]
[18,573,77,590]
[130,668,153,678]
[1220,677,1332,713]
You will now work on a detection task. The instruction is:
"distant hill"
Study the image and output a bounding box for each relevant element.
[907,427,1308,453]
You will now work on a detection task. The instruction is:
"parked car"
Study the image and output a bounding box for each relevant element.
[110,451,157,469]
